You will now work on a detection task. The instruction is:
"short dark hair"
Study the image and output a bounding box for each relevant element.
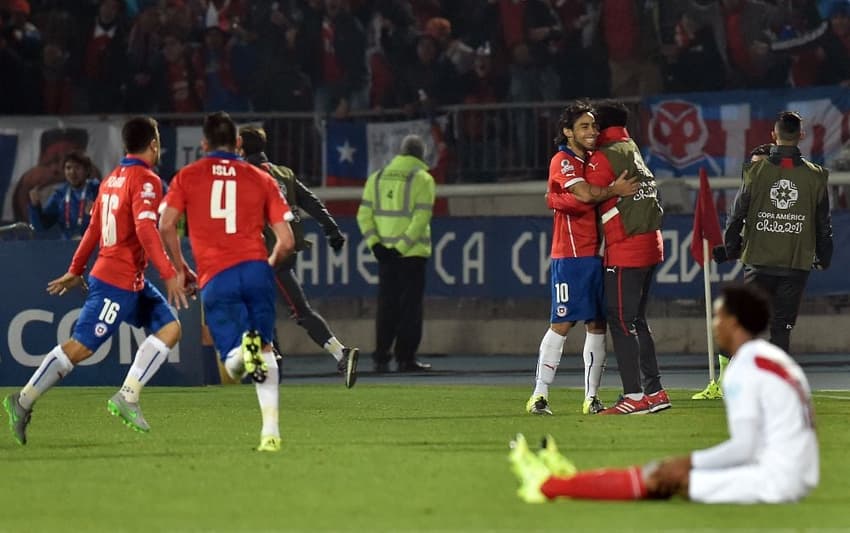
[122,116,158,154]
[775,111,802,142]
[594,100,629,130]
[553,100,594,147]
[749,143,774,158]
[720,284,770,336]
[239,125,267,157]
[203,111,237,149]
[63,150,93,175]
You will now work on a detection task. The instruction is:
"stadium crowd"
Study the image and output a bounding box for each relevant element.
[2,0,850,116]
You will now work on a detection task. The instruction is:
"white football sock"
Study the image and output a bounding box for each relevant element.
[121,335,169,403]
[532,329,566,398]
[19,346,75,410]
[255,351,280,438]
[224,347,245,380]
[583,332,607,399]
[323,336,345,362]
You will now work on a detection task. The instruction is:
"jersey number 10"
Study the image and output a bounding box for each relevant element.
[211,180,237,234]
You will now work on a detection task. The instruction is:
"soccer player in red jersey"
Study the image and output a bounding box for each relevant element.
[160,111,295,452]
[584,101,667,415]
[3,117,187,445]
[526,102,637,417]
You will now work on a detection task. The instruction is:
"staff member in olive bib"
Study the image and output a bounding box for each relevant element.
[714,111,833,353]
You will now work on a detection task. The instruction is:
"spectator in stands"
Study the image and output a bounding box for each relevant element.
[241,1,311,111]
[12,128,89,222]
[815,1,850,86]
[41,39,72,114]
[600,0,662,97]
[661,11,727,92]
[199,24,251,112]
[296,0,369,118]
[124,4,163,112]
[720,0,791,89]
[398,33,461,113]
[459,42,508,182]
[79,0,127,113]
[28,150,99,240]
[424,16,474,75]
[553,0,609,98]
[1,0,42,113]
[158,32,204,113]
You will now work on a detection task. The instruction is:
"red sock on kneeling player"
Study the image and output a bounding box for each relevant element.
[540,466,648,500]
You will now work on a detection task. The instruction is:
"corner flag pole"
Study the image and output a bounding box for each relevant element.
[702,238,716,382]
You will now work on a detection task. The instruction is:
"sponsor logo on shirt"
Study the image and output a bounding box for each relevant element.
[560,159,575,177]
[140,182,157,199]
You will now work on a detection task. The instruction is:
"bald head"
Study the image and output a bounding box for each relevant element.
[401,134,426,160]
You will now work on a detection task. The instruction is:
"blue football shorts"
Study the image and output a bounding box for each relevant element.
[74,276,176,352]
[549,256,605,324]
[200,260,276,360]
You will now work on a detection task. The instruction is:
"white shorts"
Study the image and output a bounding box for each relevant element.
[689,466,810,504]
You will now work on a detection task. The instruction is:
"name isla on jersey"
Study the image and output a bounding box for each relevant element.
[212,164,236,177]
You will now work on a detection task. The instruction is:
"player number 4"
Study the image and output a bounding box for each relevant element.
[211,180,237,234]
[555,282,569,304]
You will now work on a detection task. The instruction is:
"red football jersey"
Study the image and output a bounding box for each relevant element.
[547,149,599,259]
[69,157,176,291]
[585,127,663,268]
[164,153,292,288]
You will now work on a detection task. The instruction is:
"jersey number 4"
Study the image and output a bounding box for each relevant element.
[211,180,237,234]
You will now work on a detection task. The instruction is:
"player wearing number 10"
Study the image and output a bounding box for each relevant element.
[160,111,295,452]
[526,102,637,417]
[4,117,188,445]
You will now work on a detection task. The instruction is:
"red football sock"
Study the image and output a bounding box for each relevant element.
[540,466,648,500]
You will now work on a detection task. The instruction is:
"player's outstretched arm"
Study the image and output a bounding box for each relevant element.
[47,272,88,296]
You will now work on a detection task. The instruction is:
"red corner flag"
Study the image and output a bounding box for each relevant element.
[690,167,723,266]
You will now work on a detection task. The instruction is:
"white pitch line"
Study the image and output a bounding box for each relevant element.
[813,394,850,400]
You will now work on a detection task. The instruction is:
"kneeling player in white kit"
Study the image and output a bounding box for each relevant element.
[511,283,818,504]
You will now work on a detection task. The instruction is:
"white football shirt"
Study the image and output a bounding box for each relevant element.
[711,339,819,490]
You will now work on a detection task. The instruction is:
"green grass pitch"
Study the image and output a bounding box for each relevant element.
[1,385,849,532]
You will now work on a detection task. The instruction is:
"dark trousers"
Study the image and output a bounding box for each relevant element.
[273,266,334,350]
[743,268,809,353]
[374,256,427,364]
[605,265,662,395]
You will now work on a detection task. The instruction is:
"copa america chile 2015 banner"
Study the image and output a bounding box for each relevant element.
[640,85,850,178]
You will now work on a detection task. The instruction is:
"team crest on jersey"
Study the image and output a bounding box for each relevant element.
[140,182,157,199]
[556,305,568,317]
[105,175,126,188]
[560,159,575,176]
[770,179,798,210]
[94,322,108,337]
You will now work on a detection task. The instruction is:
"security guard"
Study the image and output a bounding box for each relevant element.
[715,111,833,353]
[239,125,360,388]
[357,134,436,373]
